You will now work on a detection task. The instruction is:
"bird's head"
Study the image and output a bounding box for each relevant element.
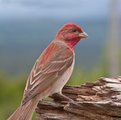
[55,23,88,48]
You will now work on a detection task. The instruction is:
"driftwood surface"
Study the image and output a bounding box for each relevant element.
[36,77,121,120]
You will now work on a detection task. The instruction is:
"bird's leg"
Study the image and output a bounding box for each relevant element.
[52,92,73,102]
[52,92,79,107]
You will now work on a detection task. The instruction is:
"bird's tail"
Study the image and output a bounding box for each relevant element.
[8,97,39,120]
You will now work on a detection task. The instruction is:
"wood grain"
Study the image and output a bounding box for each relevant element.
[36,77,121,120]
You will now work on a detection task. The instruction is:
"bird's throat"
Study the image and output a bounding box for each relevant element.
[66,38,80,48]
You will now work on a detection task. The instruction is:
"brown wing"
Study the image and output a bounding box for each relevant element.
[22,41,74,104]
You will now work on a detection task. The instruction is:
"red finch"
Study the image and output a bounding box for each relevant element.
[8,23,88,120]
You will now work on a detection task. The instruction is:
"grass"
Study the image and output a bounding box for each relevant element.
[68,65,107,85]
[0,74,26,120]
[0,65,107,120]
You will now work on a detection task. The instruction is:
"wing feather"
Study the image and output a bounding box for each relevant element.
[22,41,74,104]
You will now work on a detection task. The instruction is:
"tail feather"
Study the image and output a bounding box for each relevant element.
[8,107,21,120]
[8,98,39,120]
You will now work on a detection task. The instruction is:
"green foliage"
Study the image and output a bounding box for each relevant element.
[0,73,26,120]
[68,65,107,85]
[0,64,107,119]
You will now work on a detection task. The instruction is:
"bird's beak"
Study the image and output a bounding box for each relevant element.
[79,32,88,38]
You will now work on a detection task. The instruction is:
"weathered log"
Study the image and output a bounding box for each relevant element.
[35,77,121,120]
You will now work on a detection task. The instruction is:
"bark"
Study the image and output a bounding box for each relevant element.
[35,77,121,120]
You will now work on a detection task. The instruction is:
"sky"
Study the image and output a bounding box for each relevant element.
[0,0,121,19]
[0,0,121,75]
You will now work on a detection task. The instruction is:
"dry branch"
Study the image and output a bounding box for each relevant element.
[35,77,121,120]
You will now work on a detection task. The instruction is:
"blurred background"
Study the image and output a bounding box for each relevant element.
[0,0,121,119]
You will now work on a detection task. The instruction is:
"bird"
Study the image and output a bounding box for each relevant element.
[8,23,88,120]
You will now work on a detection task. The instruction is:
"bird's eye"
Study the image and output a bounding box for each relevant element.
[71,29,77,32]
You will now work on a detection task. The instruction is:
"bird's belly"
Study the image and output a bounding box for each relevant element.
[51,59,75,94]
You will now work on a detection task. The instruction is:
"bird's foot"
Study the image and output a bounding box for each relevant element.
[52,93,79,107]
[52,93,73,102]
